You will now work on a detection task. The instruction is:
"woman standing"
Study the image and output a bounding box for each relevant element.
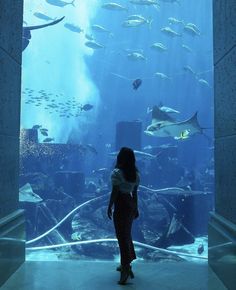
[107,147,140,285]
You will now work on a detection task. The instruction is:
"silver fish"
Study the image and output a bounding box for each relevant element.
[85,40,104,49]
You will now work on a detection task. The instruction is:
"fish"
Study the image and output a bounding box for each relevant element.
[127,14,148,21]
[133,79,142,90]
[43,137,54,142]
[186,23,200,33]
[183,25,200,36]
[91,25,113,36]
[85,40,104,49]
[183,65,195,75]
[129,0,160,6]
[143,143,177,150]
[151,42,167,52]
[46,0,75,8]
[81,104,93,111]
[101,2,127,11]
[154,72,171,80]
[174,129,191,140]
[85,33,94,41]
[122,18,153,28]
[32,125,42,129]
[109,150,161,160]
[168,17,184,25]
[197,243,205,255]
[127,52,146,61]
[161,26,182,37]
[197,78,211,88]
[19,183,43,203]
[160,106,180,114]
[40,129,48,136]
[144,106,203,138]
[64,23,83,33]
[33,12,55,21]
[147,104,180,114]
[22,17,65,51]
[182,44,193,53]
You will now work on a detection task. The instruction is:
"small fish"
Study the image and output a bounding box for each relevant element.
[64,23,83,33]
[81,104,93,111]
[122,18,153,28]
[174,129,191,140]
[34,12,55,21]
[129,0,159,6]
[197,243,205,255]
[46,0,75,8]
[32,125,42,130]
[161,26,182,37]
[151,42,167,52]
[198,78,211,88]
[168,17,184,25]
[43,137,54,142]
[184,24,200,36]
[40,129,48,136]
[127,52,146,61]
[85,40,104,49]
[127,14,147,21]
[101,2,127,11]
[91,25,113,36]
[85,33,94,40]
[186,23,200,33]
[183,65,195,75]
[182,44,193,53]
[133,79,142,90]
[154,72,171,80]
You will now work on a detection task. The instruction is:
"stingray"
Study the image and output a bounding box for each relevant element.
[22,16,65,51]
[144,105,203,138]
[19,183,43,203]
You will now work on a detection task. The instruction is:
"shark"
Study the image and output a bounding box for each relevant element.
[144,106,203,139]
[22,16,65,51]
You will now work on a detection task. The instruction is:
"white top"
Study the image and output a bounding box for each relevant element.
[111,168,140,194]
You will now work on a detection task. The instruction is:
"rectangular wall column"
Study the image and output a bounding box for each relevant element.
[209,1,236,289]
[0,0,25,287]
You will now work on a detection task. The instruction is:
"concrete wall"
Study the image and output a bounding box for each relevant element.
[209,1,236,289]
[0,0,25,287]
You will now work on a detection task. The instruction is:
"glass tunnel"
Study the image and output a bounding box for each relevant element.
[20,0,214,264]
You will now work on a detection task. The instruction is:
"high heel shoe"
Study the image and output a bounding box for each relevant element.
[116,264,134,279]
[118,264,134,285]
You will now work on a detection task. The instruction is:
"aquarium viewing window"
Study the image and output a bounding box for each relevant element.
[20,0,213,263]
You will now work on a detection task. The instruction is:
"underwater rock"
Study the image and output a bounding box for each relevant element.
[20,128,39,143]
[54,171,85,202]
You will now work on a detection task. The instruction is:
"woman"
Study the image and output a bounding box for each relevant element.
[107,147,140,285]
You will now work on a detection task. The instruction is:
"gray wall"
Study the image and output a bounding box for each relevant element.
[209,1,236,289]
[0,0,25,287]
[214,0,236,225]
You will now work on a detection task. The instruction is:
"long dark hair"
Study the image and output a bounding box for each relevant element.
[115,147,138,182]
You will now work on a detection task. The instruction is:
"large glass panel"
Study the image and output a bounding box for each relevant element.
[20,0,213,264]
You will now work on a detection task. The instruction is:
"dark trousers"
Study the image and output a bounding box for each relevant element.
[113,193,136,266]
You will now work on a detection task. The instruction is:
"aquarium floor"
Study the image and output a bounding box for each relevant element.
[1,260,226,290]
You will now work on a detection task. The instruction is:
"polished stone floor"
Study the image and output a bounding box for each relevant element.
[1,260,227,290]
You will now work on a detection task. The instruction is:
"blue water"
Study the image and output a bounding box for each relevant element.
[21,0,213,262]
